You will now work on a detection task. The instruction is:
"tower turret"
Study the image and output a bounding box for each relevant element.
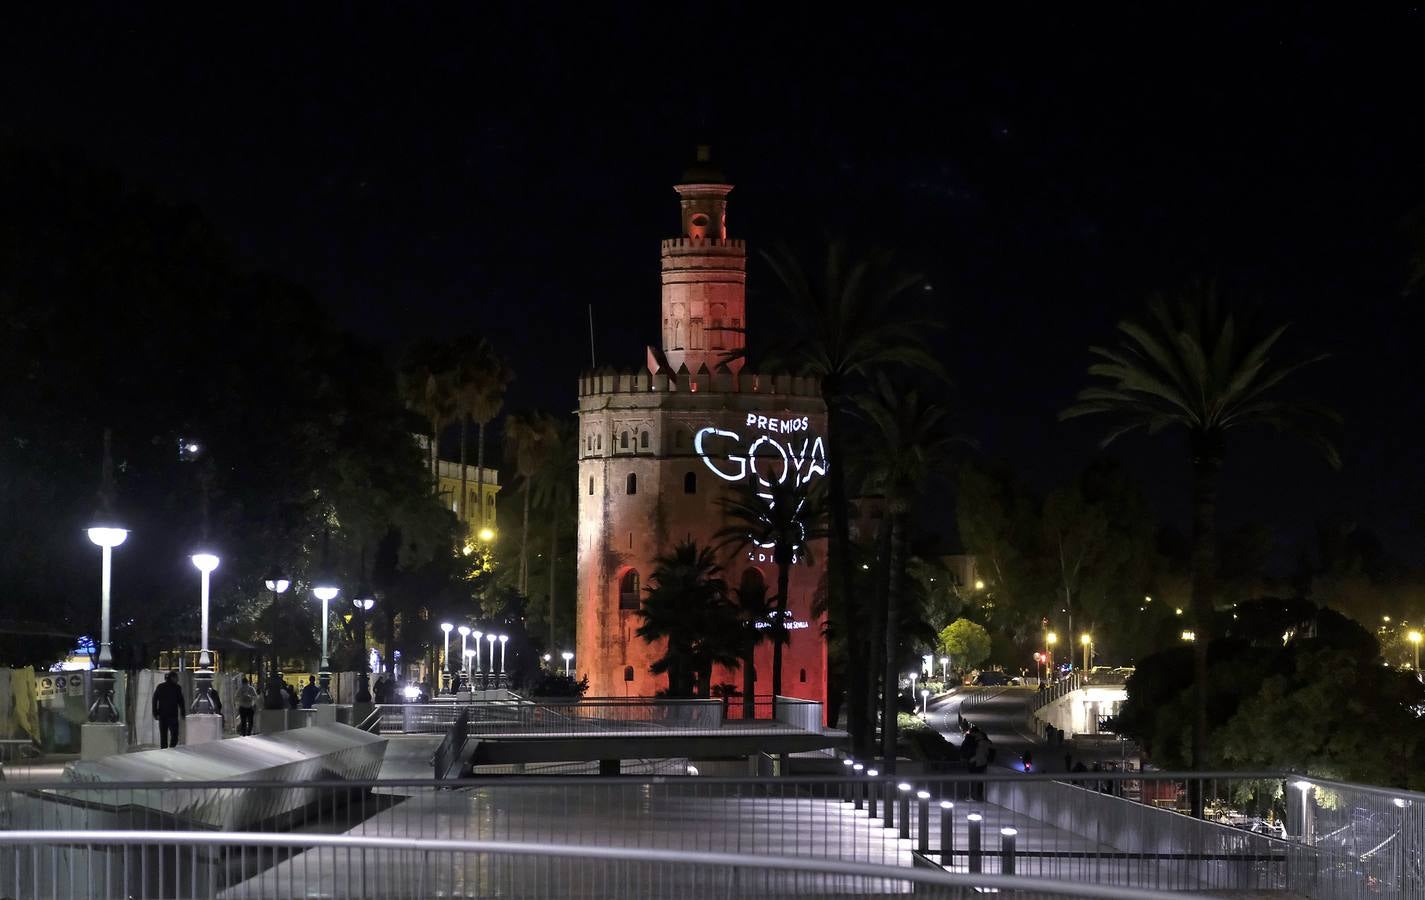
[651,146,747,375]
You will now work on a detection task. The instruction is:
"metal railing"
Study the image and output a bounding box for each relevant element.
[370,696,823,736]
[0,830,1215,899]
[1,771,1418,897]
[431,708,469,779]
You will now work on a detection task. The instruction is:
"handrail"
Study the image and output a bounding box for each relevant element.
[0,830,1215,899]
[431,707,469,778]
[355,705,382,733]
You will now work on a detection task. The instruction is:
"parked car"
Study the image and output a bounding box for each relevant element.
[974,671,1011,686]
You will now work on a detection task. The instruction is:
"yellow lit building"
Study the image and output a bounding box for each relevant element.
[436,457,500,537]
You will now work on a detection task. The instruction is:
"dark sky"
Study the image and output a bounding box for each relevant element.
[4,6,1424,566]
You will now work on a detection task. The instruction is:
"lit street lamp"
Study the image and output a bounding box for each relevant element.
[498,634,508,674]
[908,671,917,700]
[463,647,475,680]
[190,552,220,714]
[440,623,454,694]
[312,580,339,703]
[1045,631,1058,681]
[921,688,929,714]
[1410,631,1422,672]
[86,524,129,723]
[1080,633,1092,672]
[939,656,949,680]
[561,650,574,677]
[457,626,471,691]
[486,633,497,685]
[353,592,375,703]
[263,566,290,708]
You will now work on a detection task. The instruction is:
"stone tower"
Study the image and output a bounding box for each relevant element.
[576,150,829,711]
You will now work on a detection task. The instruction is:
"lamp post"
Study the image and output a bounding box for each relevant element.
[939,656,949,680]
[190,552,220,714]
[353,594,375,703]
[312,581,339,703]
[499,634,508,675]
[463,648,475,682]
[1080,633,1092,672]
[86,524,129,723]
[1046,631,1058,681]
[457,626,471,692]
[440,623,454,694]
[471,629,484,688]
[921,688,929,714]
[562,651,573,677]
[1410,631,1422,672]
[908,671,917,700]
[486,633,498,686]
[263,567,290,709]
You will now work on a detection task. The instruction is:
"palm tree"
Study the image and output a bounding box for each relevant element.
[468,339,514,532]
[729,572,775,719]
[716,476,827,715]
[1061,286,1338,791]
[400,340,456,494]
[503,412,549,596]
[762,240,943,753]
[856,374,967,772]
[531,415,577,649]
[635,541,737,697]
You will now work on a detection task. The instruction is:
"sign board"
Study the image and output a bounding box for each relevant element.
[36,673,83,702]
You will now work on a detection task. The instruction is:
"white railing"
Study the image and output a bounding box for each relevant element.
[0,830,1221,900]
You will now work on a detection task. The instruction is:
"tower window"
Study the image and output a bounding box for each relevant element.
[640,431,650,449]
[588,477,594,496]
[624,665,635,682]
[619,570,641,610]
[684,471,697,494]
[799,668,807,684]
[626,473,637,495]
[597,434,602,451]
[620,431,629,450]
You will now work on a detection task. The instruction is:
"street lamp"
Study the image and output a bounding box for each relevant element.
[908,671,917,700]
[312,580,339,703]
[190,552,220,714]
[440,623,454,694]
[86,524,129,723]
[478,527,496,543]
[1080,633,1092,672]
[561,650,574,677]
[486,633,497,685]
[353,592,375,703]
[263,566,290,708]
[457,626,471,692]
[498,634,508,674]
[939,656,949,680]
[1045,631,1058,681]
[921,688,929,714]
[463,647,475,680]
[1410,631,1422,672]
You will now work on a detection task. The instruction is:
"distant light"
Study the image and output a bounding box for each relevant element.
[1382,615,1391,623]
[190,553,220,573]
[686,765,699,776]
[861,563,870,570]
[353,597,375,611]
[1175,607,1183,616]
[87,527,128,549]
[478,527,496,542]
[853,764,864,773]
[561,651,574,662]
[843,759,854,767]
[898,782,912,792]
[866,769,879,777]
[402,685,420,700]
[1080,634,1092,646]
[1181,631,1196,642]
[1144,595,1152,603]
[974,579,986,591]
[542,653,551,662]
[1410,631,1423,645]
[186,443,199,454]
[917,790,930,800]
[940,800,954,809]
[967,813,983,822]
[312,585,339,602]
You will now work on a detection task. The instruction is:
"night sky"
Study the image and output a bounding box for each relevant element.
[4,7,1423,566]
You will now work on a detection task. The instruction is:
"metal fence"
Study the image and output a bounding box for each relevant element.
[0,831,1216,900]
[1,771,1418,898]
[372,695,824,736]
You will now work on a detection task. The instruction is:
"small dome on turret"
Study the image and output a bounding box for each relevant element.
[678,144,728,185]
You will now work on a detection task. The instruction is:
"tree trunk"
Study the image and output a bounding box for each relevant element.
[519,481,531,595]
[881,507,909,773]
[458,413,470,524]
[742,649,757,719]
[1188,431,1223,817]
[475,420,488,530]
[824,398,863,747]
[772,557,791,716]
[866,514,893,759]
[548,512,558,651]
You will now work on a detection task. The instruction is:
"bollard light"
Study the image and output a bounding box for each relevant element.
[940,800,955,863]
[561,650,574,676]
[917,790,931,854]
[842,759,855,802]
[866,769,879,819]
[897,783,913,839]
[1001,827,1018,875]
[967,812,983,874]
[853,763,865,810]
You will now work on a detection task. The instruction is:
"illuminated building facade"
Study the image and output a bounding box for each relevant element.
[415,435,501,539]
[576,150,829,708]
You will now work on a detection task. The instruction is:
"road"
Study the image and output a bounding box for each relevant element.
[926,686,1065,772]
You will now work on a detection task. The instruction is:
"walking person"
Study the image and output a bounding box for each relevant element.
[299,675,319,709]
[236,675,258,736]
[151,671,185,749]
[284,681,299,709]
[968,726,993,801]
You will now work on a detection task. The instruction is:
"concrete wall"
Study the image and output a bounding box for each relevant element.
[1033,685,1126,735]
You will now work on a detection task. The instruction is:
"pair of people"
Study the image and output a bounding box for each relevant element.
[959,722,993,801]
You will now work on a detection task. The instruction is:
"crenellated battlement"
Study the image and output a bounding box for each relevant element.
[578,366,820,399]
[660,237,746,254]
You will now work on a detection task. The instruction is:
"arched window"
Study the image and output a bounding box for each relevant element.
[588,477,594,496]
[597,434,602,451]
[626,473,637,495]
[684,471,697,494]
[620,431,630,450]
[640,431,650,449]
[624,665,635,682]
[619,570,641,610]
[799,668,807,684]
